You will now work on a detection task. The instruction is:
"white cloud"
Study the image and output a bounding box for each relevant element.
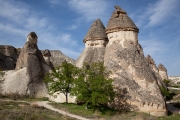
[0,0,29,24]
[0,0,79,59]
[134,0,179,27]
[140,39,165,57]
[0,23,27,36]
[148,0,179,26]
[60,33,77,46]
[68,0,110,21]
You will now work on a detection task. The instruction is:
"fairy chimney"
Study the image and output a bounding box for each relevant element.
[43,49,54,70]
[2,32,53,97]
[104,6,167,116]
[146,55,167,89]
[158,64,168,80]
[76,19,108,68]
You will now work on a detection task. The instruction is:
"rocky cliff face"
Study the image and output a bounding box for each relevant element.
[104,6,167,116]
[0,45,19,70]
[48,50,75,67]
[1,32,53,97]
[76,19,108,68]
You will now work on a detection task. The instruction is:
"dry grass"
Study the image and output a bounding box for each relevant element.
[0,100,76,120]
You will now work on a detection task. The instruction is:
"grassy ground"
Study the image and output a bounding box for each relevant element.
[1,96,180,120]
[0,100,76,120]
[50,102,180,120]
[49,102,158,120]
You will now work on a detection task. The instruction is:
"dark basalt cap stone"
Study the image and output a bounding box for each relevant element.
[83,18,108,43]
[106,6,139,34]
[27,32,38,38]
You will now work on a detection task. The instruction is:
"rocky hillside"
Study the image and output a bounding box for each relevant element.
[47,50,75,67]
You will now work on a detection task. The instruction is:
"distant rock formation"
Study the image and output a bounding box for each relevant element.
[104,6,167,116]
[158,64,168,80]
[47,50,75,67]
[146,55,167,89]
[76,19,108,67]
[42,49,55,70]
[1,32,53,97]
[0,45,19,70]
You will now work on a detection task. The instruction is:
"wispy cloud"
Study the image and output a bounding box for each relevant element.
[140,39,168,57]
[0,0,78,59]
[147,0,179,26]
[135,0,179,27]
[68,0,111,21]
[48,0,59,4]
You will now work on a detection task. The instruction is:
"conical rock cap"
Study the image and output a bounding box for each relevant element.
[106,6,139,34]
[83,19,107,43]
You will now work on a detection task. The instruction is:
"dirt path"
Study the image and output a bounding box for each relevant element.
[34,101,89,120]
[0,99,89,120]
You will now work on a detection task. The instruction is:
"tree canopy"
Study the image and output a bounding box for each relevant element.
[71,62,115,109]
[44,60,79,103]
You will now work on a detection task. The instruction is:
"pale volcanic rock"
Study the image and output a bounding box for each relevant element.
[146,55,167,89]
[1,32,53,97]
[158,64,168,80]
[48,50,75,67]
[76,19,108,68]
[42,49,55,70]
[104,6,167,116]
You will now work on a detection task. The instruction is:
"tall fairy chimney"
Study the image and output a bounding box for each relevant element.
[75,19,108,68]
[104,6,167,116]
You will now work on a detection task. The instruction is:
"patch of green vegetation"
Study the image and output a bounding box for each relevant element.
[0,69,5,76]
[158,114,180,120]
[0,100,75,120]
[49,102,157,120]
[0,94,49,101]
[19,97,49,101]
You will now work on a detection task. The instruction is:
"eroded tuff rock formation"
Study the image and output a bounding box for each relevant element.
[42,49,55,70]
[76,19,108,67]
[48,50,75,67]
[158,64,168,80]
[0,45,19,70]
[104,6,167,116]
[146,55,167,89]
[1,32,53,97]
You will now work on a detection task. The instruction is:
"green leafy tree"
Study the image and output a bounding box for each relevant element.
[71,62,115,109]
[44,60,79,103]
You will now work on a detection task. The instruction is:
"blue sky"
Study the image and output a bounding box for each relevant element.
[0,0,179,76]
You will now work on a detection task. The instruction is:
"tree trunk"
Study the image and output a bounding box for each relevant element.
[66,92,68,103]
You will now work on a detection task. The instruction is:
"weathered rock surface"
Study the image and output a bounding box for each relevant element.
[104,6,167,116]
[48,50,75,67]
[146,55,167,89]
[158,64,168,80]
[0,45,19,70]
[76,19,108,68]
[42,49,55,70]
[169,76,180,84]
[1,32,52,97]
